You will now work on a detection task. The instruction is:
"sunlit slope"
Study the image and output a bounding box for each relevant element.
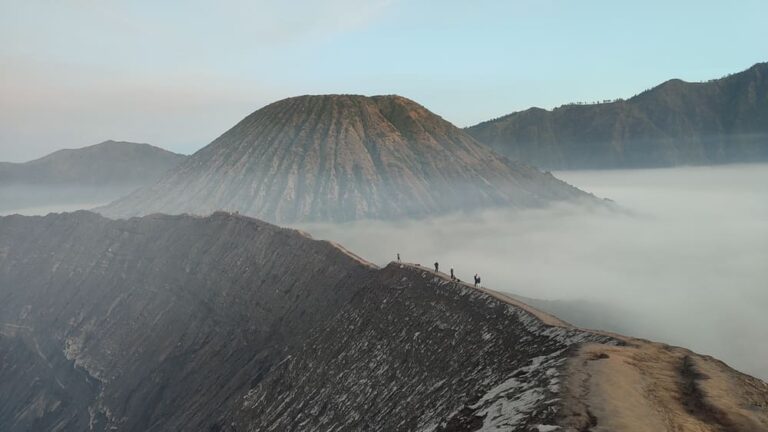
[98,95,594,223]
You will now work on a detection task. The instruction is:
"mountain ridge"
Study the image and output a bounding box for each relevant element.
[0,140,185,186]
[467,62,768,169]
[1,211,766,431]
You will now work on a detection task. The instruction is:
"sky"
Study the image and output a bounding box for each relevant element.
[1,0,767,161]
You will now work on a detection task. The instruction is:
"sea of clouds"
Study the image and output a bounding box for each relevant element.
[299,163,768,380]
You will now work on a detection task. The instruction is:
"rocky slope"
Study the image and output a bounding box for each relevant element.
[0,211,370,431]
[98,95,593,224]
[0,140,185,186]
[1,211,766,431]
[467,62,768,169]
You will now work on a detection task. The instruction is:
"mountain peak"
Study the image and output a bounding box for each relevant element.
[99,94,593,223]
[249,94,437,125]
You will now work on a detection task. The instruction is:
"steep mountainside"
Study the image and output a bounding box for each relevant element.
[467,62,768,169]
[0,212,370,431]
[0,140,185,186]
[1,212,766,431]
[98,95,593,224]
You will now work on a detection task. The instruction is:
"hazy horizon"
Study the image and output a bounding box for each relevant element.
[0,184,135,216]
[2,0,766,161]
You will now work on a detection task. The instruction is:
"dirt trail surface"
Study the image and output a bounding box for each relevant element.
[0,211,766,431]
[561,341,768,431]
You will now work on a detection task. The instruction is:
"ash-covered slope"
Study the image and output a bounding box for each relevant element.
[0,211,370,431]
[1,212,767,432]
[0,140,185,186]
[98,95,592,224]
[467,62,768,169]
[229,264,608,431]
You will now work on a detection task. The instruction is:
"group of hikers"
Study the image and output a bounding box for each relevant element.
[436,261,482,287]
[396,253,481,288]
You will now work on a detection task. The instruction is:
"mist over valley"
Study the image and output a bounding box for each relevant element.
[298,163,768,380]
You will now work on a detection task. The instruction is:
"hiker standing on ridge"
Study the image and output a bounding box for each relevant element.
[397,253,400,262]
[434,262,439,273]
[474,274,481,287]
[450,268,455,280]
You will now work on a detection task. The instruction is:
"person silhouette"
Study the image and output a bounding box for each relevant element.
[397,253,400,262]
[450,268,455,280]
[434,262,439,273]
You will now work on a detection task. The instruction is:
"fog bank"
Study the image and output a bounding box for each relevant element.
[298,163,768,380]
[0,185,136,216]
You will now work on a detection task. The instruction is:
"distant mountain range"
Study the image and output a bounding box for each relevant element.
[2,211,766,431]
[99,95,595,224]
[0,140,185,186]
[467,62,768,169]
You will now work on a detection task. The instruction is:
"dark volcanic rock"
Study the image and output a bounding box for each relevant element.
[231,264,607,431]
[467,62,768,169]
[98,95,594,224]
[1,212,767,431]
[0,211,370,431]
[0,140,185,187]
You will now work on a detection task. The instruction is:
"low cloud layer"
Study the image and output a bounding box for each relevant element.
[0,185,137,216]
[299,163,768,380]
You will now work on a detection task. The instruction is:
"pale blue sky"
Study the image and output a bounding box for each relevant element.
[1,0,766,161]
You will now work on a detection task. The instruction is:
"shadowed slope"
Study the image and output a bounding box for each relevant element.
[1,212,765,431]
[0,211,370,431]
[467,62,768,169]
